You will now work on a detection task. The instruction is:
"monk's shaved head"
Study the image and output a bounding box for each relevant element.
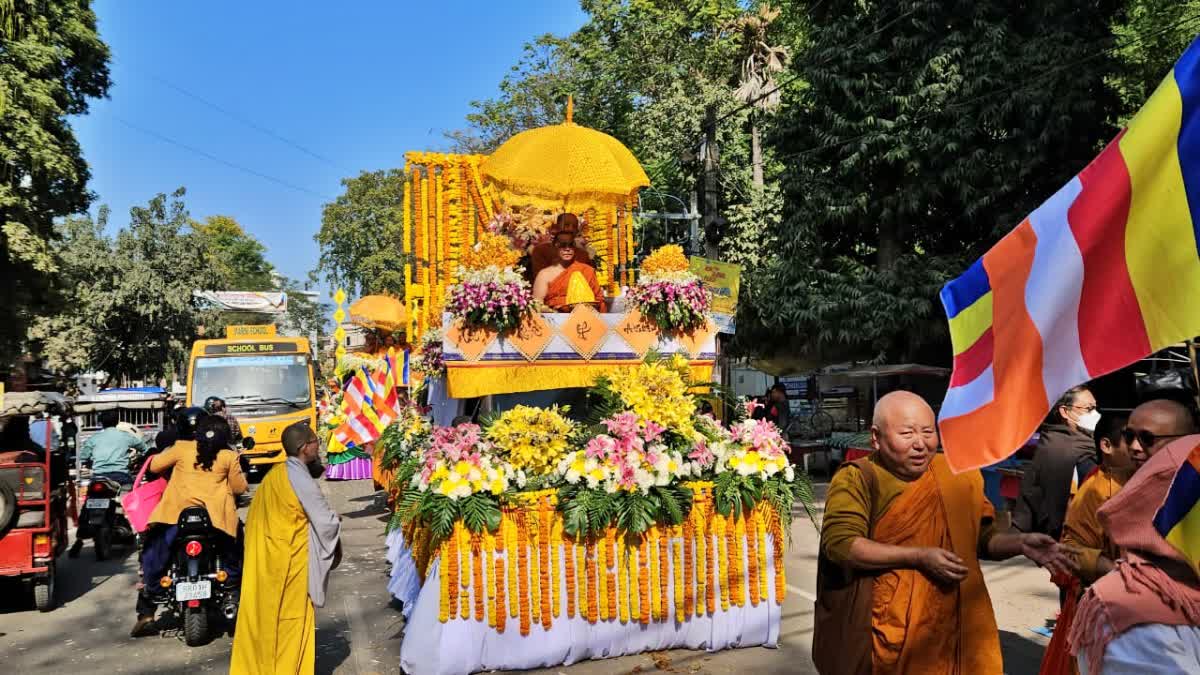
[873,391,935,430]
[1132,399,1197,435]
[1127,398,1198,467]
[871,391,938,481]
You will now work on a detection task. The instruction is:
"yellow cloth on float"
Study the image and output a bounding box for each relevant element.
[445,361,715,398]
[230,465,315,675]
[564,271,597,306]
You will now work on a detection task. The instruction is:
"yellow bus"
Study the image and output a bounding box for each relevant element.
[186,325,316,481]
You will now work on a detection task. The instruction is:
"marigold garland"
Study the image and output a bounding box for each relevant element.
[638,537,651,625]
[446,528,460,621]
[672,526,685,623]
[607,207,620,294]
[732,514,746,607]
[550,514,562,620]
[473,532,485,622]
[486,532,500,630]
[617,538,630,624]
[505,513,519,619]
[641,244,690,276]
[529,511,542,629]
[657,533,669,620]
[439,538,452,623]
[585,540,598,623]
[756,511,769,606]
[539,507,552,630]
[629,540,641,624]
[747,510,760,607]
[517,511,531,636]
[682,520,696,618]
[716,513,730,611]
[605,530,617,622]
[564,536,577,619]
[460,526,472,620]
[773,515,786,604]
[694,508,707,617]
[597,531,609,621]
[626,200,636,285]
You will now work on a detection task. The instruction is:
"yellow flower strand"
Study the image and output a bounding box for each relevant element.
[505,513,519,619]
[694,507,707,617]
[597,531,609,621]
[715,513,730,611]
[617,536,630,625]
[485,531,498,629]
[757,509,769,606]
[672,526,685,623]
[629,539,640,623]
[529,510,541,628]
[649,529,662,621]
[402,174,413,336]
[438,538,451,622]
[459,525,471,620]
[732,514,746,607]
[550,516,562,620]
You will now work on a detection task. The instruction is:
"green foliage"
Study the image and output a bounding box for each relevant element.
[558,481,693,538]
[29,189,218,380]
[315,169,409,297]
[0,0,111,369]
[747,0,1127,362]
[193,215,275,291]
[1110,2,1200,122]
[402,491,503,545]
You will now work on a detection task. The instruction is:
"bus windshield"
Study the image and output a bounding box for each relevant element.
[192,355,312,407]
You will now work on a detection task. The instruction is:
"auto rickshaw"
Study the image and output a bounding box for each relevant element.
[0,392,72,611]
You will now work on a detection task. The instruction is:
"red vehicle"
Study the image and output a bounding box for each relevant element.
[0,392,72,611]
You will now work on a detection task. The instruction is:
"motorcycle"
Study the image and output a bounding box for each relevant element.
[79,474,136,561]
[149,444,277,647]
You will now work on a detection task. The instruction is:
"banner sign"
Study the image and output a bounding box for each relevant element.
[202,341,304,355]
[688,257,741,334]
[193,291,288,314]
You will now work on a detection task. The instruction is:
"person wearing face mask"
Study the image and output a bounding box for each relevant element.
[1014,385,1102,541]
[231,421,341,674]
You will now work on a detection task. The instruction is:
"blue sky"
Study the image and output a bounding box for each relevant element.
[72,1,586,297]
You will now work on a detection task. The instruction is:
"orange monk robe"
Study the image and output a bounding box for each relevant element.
[544,261,606,312]
[819,453,1003,675]
[1061,468,1124,586]
[529,242,592,282]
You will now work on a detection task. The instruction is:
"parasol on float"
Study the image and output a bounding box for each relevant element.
[348,295,408,332]
[480,97,650,213]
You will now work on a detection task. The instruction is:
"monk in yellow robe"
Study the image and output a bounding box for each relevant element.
[231,422,341,675]
[533,231,606,312]
[814,391,1073,675]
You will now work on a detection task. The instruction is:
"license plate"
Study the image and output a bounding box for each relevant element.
[85,498,110,509]
[175,581,211,601]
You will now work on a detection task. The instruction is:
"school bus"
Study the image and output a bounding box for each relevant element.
[186,325,316,481]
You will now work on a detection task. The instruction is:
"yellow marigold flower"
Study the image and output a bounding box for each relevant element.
[640,244,690,275]
[460,232,523,271]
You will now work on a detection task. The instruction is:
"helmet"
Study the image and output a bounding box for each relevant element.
[203,396,224,413]
[174,406,209,440]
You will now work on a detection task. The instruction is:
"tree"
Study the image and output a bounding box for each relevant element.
[732,4,789,189]
[193,215,274,291]
[0,0,111,370]
[315,169,408,297]
[1110,0,1200,121]
[740,0,1127,362]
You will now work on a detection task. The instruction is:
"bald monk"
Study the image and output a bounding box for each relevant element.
[231,422,341,674]
[533,230,606,312]
[814,391,1073,675]
[529,212,592,281]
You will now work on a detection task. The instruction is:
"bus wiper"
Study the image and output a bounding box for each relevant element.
[230,395,306,409]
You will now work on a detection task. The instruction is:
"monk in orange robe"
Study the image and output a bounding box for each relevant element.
[529,212,592,281]
[533,231,606,312]
[814,391,1073,675]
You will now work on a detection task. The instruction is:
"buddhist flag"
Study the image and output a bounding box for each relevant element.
[939,36,1200,472]
[1153,444,1200,576]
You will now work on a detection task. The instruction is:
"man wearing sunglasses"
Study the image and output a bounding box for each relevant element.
[1123,397,1198,470]
[533,228,606,312]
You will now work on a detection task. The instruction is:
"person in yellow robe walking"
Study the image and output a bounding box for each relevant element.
[231,422,341,674]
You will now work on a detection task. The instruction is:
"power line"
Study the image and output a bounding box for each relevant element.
[132,69,355,174]
[111,114,336,200]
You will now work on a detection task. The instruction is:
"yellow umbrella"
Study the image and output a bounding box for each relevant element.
[348,295,408,333]
[480,98,650,212]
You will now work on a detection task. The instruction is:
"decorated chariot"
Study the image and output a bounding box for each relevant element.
[321,102,811,674]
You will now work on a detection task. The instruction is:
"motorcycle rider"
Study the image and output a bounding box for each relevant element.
[203,396,243,444]
[132,409,248,637]
[70,408,148,557]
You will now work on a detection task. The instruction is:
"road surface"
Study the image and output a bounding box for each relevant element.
[0,478,1056,674]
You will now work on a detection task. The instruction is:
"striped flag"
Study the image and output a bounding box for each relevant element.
[939,37,1200,472]
[1154,444,1200,576]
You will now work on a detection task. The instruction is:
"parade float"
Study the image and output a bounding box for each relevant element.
[325,100,814,674]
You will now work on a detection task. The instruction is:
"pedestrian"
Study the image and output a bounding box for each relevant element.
[1015,385,1102,540]
[1069,430,1200,674]
[813,391,1072,675]
[1037,412,1134,674]
[231,421,341,675]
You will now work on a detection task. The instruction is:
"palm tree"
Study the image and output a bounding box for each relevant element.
[732,4,788,188]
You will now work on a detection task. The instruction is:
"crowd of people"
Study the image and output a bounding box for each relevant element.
[814,386,1200,675]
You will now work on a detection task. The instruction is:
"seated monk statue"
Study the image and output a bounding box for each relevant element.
[813,391,1075,675]
[529,212,592,281]
[533,231,606,312]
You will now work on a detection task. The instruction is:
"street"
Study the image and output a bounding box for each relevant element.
[0,479,1056,675]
